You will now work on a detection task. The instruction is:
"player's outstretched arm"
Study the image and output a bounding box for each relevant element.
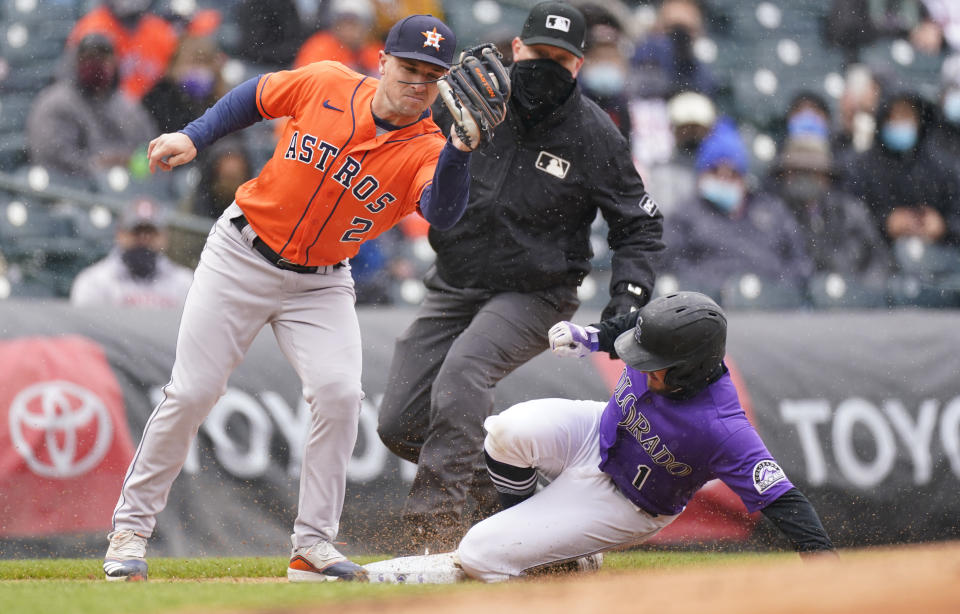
[760,487,838,559]
[147,132,197,173]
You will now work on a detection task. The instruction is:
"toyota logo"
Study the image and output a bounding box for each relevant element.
[8,380,114,478]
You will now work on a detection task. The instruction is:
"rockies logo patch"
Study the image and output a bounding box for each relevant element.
[535,151,570,179]
[752,459,786,494]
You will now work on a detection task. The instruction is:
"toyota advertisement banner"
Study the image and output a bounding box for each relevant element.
[0,301,957,558]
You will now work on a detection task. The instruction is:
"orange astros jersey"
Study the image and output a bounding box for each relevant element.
[235,61,446,266]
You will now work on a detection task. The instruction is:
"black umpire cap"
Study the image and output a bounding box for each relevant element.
[384,14,457,69]
[520,1,586,58]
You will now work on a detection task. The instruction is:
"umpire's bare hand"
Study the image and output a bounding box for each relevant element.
[147,132,198,173]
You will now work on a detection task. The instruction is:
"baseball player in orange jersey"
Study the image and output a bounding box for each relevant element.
[102,15,499,583]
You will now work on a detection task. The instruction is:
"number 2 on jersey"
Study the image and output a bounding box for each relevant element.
[633,464,651,491]
[340,217,373,242]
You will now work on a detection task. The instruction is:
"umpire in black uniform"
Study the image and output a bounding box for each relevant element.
[378,1,664,553]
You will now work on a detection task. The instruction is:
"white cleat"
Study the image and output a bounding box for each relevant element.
[103,529,148,582]
[287,536,368,582]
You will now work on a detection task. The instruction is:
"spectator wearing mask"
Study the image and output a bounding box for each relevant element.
[771,135,891,292]
[631,0,716,98]
[662,118,812,300]
[642,90,716,216]
[294,0,382,74]
[845,90,960,249]
[781,91,834,148]
[27,34,156,183]
[142,35,230,134]
[579,22,633,140]
[66,0,180,100]
[779,90,874,188]
[71,198,194,309]
[761,92,839,192]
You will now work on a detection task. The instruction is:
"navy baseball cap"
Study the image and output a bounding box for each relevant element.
[384,14,456,69]
[521,1,586,58]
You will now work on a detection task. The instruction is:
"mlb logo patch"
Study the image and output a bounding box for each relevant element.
[535,151,570,179]
[752,459,786,493]
[639,194,659,216]
[546,15,571,32]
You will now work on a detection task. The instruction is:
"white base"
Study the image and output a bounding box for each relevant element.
[363,552,467,584]
[287,567,341,583]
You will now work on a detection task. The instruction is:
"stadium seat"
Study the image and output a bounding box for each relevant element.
[0,92,32,133]
[439,1,529,55]
[3,0,80,23]
[887,274,960,308]
[892,238,960,278]
[652,272,725,306]
[0,133,28,171]
[0,56,58,93]
[719,273,807,310]
[726,35,845,129]
[0,195,107,298]
[806,273,888,309]
[2,273,60,299]
[859,39,945,99]
[0,20,68,64]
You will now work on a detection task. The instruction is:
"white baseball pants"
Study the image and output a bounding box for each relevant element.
[457,399,677,582]
[111,203,362,549]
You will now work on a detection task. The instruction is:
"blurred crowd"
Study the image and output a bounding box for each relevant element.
[1,0,960,309]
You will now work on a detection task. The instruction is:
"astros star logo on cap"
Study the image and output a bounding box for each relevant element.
[421,26,444,50]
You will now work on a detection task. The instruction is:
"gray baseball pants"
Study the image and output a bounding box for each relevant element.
[378,266,578,537]
[111,203,361,549]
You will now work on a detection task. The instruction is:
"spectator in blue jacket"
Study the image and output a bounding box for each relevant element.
[661,118,813,302]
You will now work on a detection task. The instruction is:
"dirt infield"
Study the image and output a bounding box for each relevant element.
[295,541,960,614]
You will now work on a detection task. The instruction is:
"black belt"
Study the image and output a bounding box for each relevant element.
[230,215,344,274]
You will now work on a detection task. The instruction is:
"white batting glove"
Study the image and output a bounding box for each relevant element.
[548,321,600,358]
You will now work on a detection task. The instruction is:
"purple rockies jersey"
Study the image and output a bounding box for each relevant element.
[598,366,794,516]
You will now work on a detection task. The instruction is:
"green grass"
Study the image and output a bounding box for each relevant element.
[0,552,764,614]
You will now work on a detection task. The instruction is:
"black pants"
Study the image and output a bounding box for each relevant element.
[378,267,579,545]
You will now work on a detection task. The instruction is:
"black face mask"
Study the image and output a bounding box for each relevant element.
[675,137,702,157]
[77,56,117,96]
[783,175,828,206]
[122,246,159,280]
[510,59,576,125]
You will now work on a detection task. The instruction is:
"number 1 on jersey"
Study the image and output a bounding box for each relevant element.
[632,464,651,491]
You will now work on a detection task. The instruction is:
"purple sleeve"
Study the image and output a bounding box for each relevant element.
[711,426,795,513]
[418,139,471,230]
[179,76,263,153]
